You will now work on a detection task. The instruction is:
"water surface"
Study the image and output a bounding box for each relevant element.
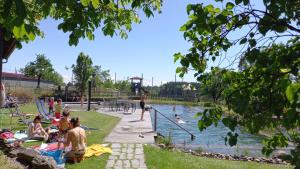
[150,104,265,156]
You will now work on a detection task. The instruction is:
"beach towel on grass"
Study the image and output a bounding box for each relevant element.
[40,149,65,165]
[83,144,112,159]
[33,142,66,151]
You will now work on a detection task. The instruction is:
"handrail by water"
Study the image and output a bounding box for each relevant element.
[152,107,195,141]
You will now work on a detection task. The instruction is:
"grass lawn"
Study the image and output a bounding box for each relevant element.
[144,145,293,169]
[0,103,120,169]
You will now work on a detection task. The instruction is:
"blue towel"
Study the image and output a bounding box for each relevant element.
[40,149,65,165]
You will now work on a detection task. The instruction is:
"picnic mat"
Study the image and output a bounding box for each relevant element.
[84,144,112,159]
[32,142,65,151]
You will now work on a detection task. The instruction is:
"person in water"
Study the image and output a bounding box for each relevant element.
[175,114,185,123]
[28,115,48,141]
[64,117,87,163]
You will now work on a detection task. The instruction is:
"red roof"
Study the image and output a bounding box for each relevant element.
[2,72,41,81]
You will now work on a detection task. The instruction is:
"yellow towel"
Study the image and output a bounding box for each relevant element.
[84,144,112,159]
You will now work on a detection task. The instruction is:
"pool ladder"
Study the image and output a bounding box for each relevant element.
[152,107,196,141]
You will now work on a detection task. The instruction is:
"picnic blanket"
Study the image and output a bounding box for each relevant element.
[83,144,112,159]
[32,142,66,151]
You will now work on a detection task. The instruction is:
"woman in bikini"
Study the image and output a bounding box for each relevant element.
[63,117,87,163]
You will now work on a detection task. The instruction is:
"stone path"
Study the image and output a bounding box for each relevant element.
[98,109,155,169]
[106,143,147,169]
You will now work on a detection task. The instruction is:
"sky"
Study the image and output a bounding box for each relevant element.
[3,0,264,86]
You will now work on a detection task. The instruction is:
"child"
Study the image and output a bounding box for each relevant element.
[28,115,49,141]
[57,109,71,149]
[48,97,54,115]
[55,99,62,119]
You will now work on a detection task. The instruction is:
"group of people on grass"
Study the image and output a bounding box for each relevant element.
[28,105,87,163]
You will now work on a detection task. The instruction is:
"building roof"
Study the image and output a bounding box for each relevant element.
[130,76,143,80]
[2,72,53,83]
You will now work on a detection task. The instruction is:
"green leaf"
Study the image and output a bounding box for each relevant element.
[174,53,182,62]
[212,56,216,61]
[214,8,221,13]
[179,25,187,31]
[249,32,254,38]
[12,24,27,39]
[249,39,256,47]
[86,31,94,40]
[80,0,90,7]
[91,0,100,8]
[206,5,214,12]
[243,0,249,5]
[28,32,35,41]
[286,83,300,102]
[226,2,235,10]
[235,0,243,5]
[239,38,247,44]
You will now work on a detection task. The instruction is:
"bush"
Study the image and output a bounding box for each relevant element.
[9,87,34,103]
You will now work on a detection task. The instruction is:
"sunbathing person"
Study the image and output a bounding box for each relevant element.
[57,109,71,148]
[28,115,48,141]
[63,117,87,163]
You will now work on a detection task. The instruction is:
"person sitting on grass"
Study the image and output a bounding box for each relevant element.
[28,115,48,141]
[57,109,71,149]
[63,117,87,164]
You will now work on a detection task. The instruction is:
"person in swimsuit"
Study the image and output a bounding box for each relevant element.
[140,95,146,121]
[57,109,71,149]
[28,115,48,141]
[64,117,87,163]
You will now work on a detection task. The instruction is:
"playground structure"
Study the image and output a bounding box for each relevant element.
[130,76,143,95]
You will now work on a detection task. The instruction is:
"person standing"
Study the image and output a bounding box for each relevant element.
[139,92,149,121]
[48,97,54,115]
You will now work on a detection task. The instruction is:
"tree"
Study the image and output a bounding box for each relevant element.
[115,80,131,91]
[0,0,162,103]
[72,52,93,98]
[93,65,111,87]
[175,1,300,167]
[199,68,230,102]
[20,54,63,87]
[175,0,299,78]
[0,0,162,47]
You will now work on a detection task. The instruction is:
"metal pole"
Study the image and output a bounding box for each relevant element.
[154,109,157,131]
[88,80,91,111]
[152,77,153,87]
[114,72,116,84]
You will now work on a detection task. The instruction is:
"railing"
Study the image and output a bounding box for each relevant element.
[152,107,195,141]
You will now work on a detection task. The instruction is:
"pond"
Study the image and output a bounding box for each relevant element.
[150,104,265,157]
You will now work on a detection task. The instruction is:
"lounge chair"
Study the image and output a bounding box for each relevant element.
[9,103,34,126]
[35,99,52,120]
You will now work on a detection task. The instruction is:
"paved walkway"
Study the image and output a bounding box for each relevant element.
[106,143,147,169]
[100,109,155,144]
[98,108,155,169]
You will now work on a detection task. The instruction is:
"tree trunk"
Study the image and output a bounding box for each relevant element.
[0,27,4,107]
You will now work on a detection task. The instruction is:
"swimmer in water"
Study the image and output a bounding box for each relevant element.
[175,114,186,124]
[173,105,176,112]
